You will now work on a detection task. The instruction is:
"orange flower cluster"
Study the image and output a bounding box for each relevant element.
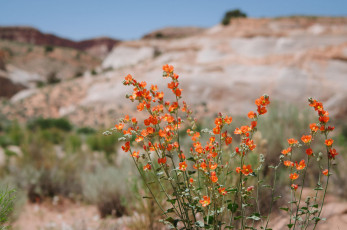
[199,196,211,207]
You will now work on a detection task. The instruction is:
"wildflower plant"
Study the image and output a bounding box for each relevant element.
[106,65,339,229]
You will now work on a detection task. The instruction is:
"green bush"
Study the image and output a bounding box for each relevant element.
[77,127,96,135]
[44,45,54,53]
[27,118,72,132]
[221,9,247,25]
[86,133,120,159]
[0,187,15,229]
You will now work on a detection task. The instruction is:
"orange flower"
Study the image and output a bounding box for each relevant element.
[132,151,140,159]
[236,167,241,174]
[224,115,233,124]
[131,117,137,124]
[225,136,233,145]
[322,169,329,176]
[319,116,329,123]
[325,139,334,146]
[151,84,158,91]
[174,88,182,97]
[162,64,174,74]
[210,172,218,183]
[241,165,253,176]
[248,111,256,119]
[284,160,294,167]
[199,196,211,207]
[115,123,124,130]
[257,106,267,115]
[251,121,257,129]
[288,138,298,145]
[329,148,338,159]
[200,162,207,171]
[122,141,130,152]
[135,136,144,143]
[218,187,227,195]
[124,74,133,84]
[213,126,221,134]
[301,135,312,144]
[295,160,306,170]
[189,178,194,184]
[143,164,151,171]
[191,132,200,141]
[306,148,313,156]
[310,123,319,132]
[290,173,299,180]
[209,162,218,170]
[291,184,298,191]
[255,95,270,107]
[178,153,186,160]
[281,147,292,155]
[158,157,167,165]
[179,161,187,171]
[247,186,254,192]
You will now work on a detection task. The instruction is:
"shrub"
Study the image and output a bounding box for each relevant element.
[77,126,96,135]
[107,65,338,230]
[27,118,72,132]
[86,133,120,160]
[82,165,132,218]
[44,45,54,53]
[0,187,15,229]
[221,9,247,25]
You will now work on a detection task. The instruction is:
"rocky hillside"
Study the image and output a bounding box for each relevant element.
[0,39,101,98]
[0,26,120,58]
[2,17,347,126]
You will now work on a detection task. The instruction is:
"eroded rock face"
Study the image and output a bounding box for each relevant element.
[102,46,155,69]
[0,76,26,98]
[2,17,347,126]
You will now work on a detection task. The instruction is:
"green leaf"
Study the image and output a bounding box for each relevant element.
[247,214,261,221]
[167,199,177,205]
[280,207,289,212]
[287,223,294,228]
[165,208,175,213]
[204,215,214,223]
[142,196,152,199]
[188,170,196,175]
[314,186,323,191]
[234,216,242,220]
[227,203,238,213]
[187,157,196,162]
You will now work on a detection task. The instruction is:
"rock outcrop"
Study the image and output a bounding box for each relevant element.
[0,26,120,58]
[2,17,347,126]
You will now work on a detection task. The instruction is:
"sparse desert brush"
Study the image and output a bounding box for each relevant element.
[107,65,340,229]
[82,164,132,218]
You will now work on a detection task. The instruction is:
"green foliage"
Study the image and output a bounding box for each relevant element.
[221,9,247,25]
[0,187,15,229]
[86,133,120,159]
[90,69,97,76]
[44,45,54,53]
[27,117,72,132]
[77,126,96,135]
[64,134,82,153]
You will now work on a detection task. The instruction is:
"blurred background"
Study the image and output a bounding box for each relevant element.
[0,1,347,229]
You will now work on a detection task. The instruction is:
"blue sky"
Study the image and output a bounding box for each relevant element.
[1,0,347,41]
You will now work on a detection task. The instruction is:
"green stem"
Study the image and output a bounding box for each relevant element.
[293,156,311,229]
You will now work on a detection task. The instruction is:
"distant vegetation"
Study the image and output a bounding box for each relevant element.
[221,9,247,25]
